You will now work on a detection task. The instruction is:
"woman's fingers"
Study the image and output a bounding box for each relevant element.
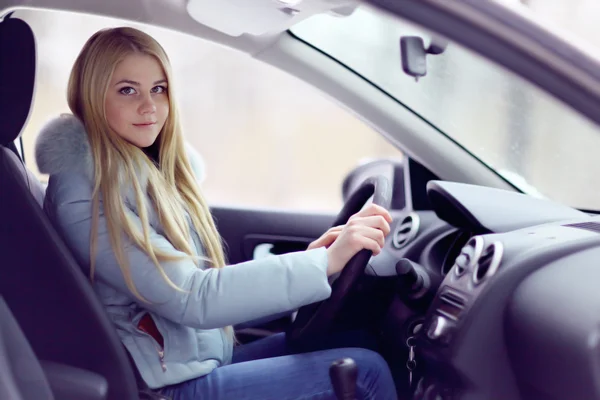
[354,204,393,222]
[310,206,392,271]
[307,226,344,250]
[347,215,391,237]
[325,225,386,275]
[347,225,386,250]
[320,230,342,246]
[355,236,381,255]
[324,205,393,275]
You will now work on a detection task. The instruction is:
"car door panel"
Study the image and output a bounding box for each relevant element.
[212,206,336,264]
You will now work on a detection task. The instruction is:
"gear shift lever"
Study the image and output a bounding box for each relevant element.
[329,358,358,400]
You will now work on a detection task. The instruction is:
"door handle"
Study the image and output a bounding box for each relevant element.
[253,243,275,260]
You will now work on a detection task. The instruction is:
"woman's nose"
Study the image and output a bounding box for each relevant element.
[139,95,156,114]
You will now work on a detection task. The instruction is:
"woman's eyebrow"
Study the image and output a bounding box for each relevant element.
[114,79,167,86]
[115,79,140,86]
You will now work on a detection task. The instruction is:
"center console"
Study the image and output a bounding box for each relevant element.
[412,224,600,400]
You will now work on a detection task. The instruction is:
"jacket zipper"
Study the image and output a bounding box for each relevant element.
[137,330,167,371]
[157,348,167,372]
[134,315,167,372]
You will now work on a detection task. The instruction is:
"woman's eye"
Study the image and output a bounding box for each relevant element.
[152,85,167,94]
[119,87,136,95]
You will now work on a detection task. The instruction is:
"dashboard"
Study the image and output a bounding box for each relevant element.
[371,176,600,400]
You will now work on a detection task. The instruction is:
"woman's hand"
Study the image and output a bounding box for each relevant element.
[308,204,392,277]
[307,225,344,251]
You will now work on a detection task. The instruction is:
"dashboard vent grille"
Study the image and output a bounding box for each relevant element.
[472,242,503,285]
[453,236,484,277]
[564,222,600,234]
[392,213,420,249]
[437,290,467,321]
[441,232,472,276]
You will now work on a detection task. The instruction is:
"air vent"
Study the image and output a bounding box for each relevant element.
[472,241,503,285]
[437,290,467,321]
[453,236,484,277]
[392,213,420,249]
[441,232,472,276]
[564,222,600,234]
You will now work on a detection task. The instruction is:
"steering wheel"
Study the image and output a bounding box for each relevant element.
[287,175,392,346]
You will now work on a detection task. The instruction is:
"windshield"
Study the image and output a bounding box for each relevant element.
[291,4,600,210]
[494,0,600,60]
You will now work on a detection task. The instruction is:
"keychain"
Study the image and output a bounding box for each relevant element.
[406,336,417,388]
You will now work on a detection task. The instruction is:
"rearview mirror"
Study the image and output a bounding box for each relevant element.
[400,36,447,80]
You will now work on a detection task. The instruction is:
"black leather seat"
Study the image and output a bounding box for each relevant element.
[0,12,138,400]
[0,295,112,400]
[0,296,55,400]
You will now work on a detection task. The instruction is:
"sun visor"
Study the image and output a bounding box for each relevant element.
[186,0,359,37]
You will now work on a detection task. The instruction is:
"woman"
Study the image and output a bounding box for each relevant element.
[35,27,397,399]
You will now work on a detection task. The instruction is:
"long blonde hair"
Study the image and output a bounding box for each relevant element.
[67,27,226,301]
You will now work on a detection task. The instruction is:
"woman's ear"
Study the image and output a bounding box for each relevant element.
[185,142,205,184]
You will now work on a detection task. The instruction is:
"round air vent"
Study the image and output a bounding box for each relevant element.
[441,232,472,276]
[392,213,420,249]
[454,236,484,277]
[472,241,503,285]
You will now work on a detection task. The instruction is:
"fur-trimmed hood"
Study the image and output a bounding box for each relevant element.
[35,114,205,185]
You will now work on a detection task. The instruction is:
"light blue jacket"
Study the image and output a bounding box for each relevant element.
[35,115,332,389]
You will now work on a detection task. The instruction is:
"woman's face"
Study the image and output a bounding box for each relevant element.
[105,53,169,148]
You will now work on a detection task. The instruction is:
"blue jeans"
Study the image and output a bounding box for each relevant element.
[159,333,398,400]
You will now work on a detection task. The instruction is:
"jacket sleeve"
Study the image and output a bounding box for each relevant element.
[45,173,332,330]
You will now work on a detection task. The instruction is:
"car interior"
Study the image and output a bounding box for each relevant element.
[2,0,600,399]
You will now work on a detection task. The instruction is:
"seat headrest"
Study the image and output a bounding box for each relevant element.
[0,12,35,146]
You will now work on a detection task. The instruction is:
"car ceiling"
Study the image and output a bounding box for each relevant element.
[0,0,518,191]
[2,0,314,53]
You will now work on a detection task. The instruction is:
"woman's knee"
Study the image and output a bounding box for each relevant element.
[347,347,387,369]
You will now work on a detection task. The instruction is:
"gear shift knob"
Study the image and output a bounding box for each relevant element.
[329,358,358,400]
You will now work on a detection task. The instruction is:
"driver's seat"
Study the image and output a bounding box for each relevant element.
[0,12,138,399]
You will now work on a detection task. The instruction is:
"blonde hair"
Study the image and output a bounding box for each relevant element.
[67,27,226,301]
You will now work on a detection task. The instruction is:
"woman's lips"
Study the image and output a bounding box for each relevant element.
[133,122,156,127]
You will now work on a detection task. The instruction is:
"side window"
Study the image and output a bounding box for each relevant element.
[19,9,401,212]
[12,138,24,160]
